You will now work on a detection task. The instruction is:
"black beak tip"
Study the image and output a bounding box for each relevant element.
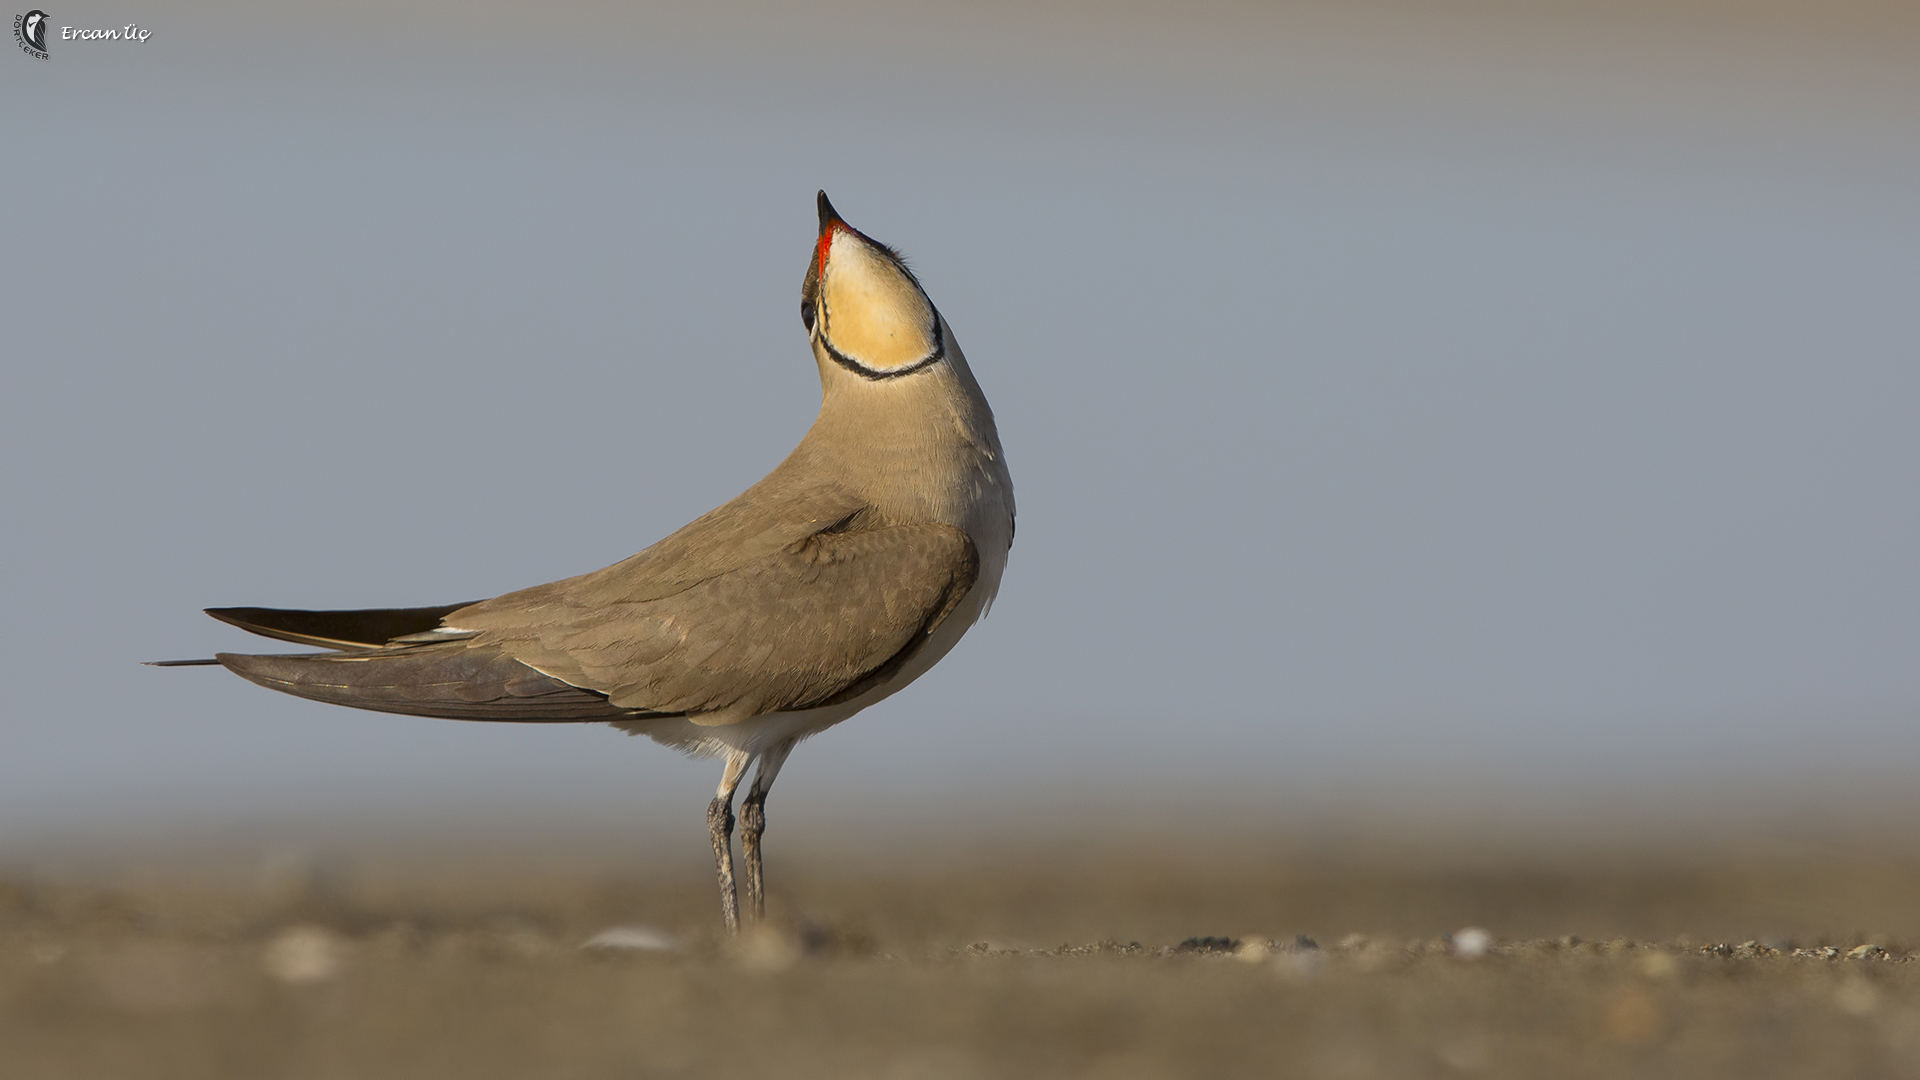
[817,190,842,233]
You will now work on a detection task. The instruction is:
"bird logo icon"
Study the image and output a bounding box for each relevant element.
[15,9,49,59]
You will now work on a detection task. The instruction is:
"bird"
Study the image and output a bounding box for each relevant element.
[21,10,47,52]
[162,192,1015,932]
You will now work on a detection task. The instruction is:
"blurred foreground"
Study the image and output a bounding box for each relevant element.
[6,810,1920,1079]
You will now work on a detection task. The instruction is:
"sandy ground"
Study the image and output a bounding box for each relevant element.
[5,834,1920,1078]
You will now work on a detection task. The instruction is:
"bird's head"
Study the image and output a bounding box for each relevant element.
[801,191,944,381]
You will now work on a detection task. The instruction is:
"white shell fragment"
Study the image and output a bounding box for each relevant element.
[581,925,681,952]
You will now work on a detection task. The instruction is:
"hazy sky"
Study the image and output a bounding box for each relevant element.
[3,0,1917,849]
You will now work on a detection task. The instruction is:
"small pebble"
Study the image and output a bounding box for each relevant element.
[263,925,344,985]
[1233,938,1272,963]
[1451,927,1491,959]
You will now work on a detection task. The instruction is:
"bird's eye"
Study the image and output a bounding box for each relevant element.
[801,299,816,332]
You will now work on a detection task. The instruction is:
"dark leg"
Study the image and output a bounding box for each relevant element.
[740,739,796,925]
[709,750,750,934]
[739,795,765,923]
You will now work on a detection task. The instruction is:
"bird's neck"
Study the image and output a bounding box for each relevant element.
[801,343,1009,531]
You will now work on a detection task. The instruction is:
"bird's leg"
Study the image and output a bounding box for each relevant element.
[709,749,751,935]
[740,739,797,925]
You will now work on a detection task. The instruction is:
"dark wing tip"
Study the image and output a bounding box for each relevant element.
[144,658,223,667]
[204,603,476,649]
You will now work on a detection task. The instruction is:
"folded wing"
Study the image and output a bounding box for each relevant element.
[448,522,980,719]
[206,517,978,726]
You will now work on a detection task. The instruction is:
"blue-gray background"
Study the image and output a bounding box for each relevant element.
[3,1,1916,855]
